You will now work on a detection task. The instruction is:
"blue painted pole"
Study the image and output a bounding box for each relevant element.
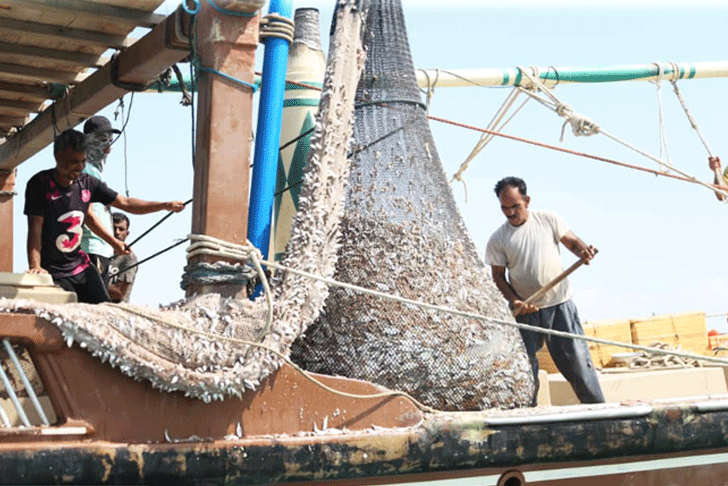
[248,0,293,263]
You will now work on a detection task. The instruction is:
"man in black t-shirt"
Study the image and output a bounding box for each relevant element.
[25,128,185,303]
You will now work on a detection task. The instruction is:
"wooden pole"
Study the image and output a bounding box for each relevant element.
[188,1,261,298]
[0,170,14,271]
[512,255,594,317]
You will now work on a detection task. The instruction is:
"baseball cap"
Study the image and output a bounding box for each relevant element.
[83,115,121,135]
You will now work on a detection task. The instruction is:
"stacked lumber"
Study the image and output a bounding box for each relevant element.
[536,319,631,373]
[630,312,708,355]
[537,312,708,373]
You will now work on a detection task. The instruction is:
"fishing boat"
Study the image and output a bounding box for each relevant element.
[1,1,728,485]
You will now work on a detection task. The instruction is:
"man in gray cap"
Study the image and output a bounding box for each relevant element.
[80,115,121,287]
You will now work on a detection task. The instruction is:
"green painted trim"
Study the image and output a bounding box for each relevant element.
[285,81,323,90]
[501,71,510,86]
[283,99,320,108]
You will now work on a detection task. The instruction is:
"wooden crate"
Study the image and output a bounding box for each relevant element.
[708,334,728,351]
[584,319,633,367]
[630,312,708,355]
[535,319,632,373]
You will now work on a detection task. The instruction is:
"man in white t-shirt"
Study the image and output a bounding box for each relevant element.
[485,176,605,405]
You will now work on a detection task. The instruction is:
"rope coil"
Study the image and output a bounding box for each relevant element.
[183,234,273,335]
[259,13,295,44]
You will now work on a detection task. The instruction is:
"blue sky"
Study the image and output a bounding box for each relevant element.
[12,1,728,331]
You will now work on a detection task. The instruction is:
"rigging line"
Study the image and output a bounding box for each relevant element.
[279,126,315,152]
[670,77,714,156]
[113,96,131,197]
[126,198,193,250]
[178,232,726,369]
[427,113,728,194]
[110,92,134,148]
[515,67,726,197]
[111,238,188,277]
[260,257,728,367]
[649,62,672,169]
[451,87,530,191]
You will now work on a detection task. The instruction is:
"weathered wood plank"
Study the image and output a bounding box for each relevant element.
[0,17,131,50]
[0,63,83,84]
[1,0,165,29]
[0,41,107,69]
[0,9,190,170]
[0,81,51,101]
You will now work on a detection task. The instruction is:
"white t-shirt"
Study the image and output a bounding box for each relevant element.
[485,209,571,308]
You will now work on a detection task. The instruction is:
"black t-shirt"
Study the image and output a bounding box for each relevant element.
[24,169,118,278]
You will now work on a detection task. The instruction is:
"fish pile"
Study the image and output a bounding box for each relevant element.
[290,0,534,410]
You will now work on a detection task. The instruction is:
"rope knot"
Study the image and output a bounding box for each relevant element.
[559,110,601,142]
[555,102,572,118]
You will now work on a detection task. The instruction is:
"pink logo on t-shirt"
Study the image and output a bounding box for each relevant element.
[81,189,91,203]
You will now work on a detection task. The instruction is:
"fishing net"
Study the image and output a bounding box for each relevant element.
[290,0,533,410]
[0,0,365,404]
[1,0,533,410]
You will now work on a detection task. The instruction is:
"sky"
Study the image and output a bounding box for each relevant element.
[11,1,728,331]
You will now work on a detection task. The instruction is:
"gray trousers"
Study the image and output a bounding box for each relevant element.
[516,299,606,406]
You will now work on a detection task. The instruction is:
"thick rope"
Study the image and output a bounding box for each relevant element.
[184,234,273,335]
[259,13,295,44]
[258,257,728,367]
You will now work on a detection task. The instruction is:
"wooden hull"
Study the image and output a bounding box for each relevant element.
[3,391,728,484]
[3,314,728,485]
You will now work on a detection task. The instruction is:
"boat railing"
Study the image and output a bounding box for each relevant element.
[0,339,54,429]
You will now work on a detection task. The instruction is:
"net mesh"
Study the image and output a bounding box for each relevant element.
[290,0,533,410]
[1,0,533,410]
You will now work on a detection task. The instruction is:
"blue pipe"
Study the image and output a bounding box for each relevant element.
[248,0,293,265]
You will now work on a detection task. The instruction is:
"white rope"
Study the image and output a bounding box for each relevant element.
[185,234,273,334]
[671,77,713,156]
[450,85,532,199]
[514,66,728,199]
[417,68,439,113]
[649,62,673,170]
[261,257,728,367]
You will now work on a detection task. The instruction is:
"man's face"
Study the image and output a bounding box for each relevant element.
[54,148,86,183]
[498,185,530,226]
[113,220,129,242]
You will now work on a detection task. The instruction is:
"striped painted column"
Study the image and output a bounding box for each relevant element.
[272,8,326,261]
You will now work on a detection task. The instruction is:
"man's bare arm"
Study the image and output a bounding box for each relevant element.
[111,195,184,215]
[709,156,727,201]
[26,215,47,274]
[85,209,127,256]
[560,230,597,264]
[491,265,538,315]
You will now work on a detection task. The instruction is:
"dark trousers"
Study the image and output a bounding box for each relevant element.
[54,266,111,304]
[516,299,606,406]
[87,253,110,288]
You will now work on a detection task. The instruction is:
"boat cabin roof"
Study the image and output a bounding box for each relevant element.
[0,0,183,171]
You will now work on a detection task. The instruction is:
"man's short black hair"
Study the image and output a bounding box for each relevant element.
[112,212,130,229]
[494,176,527,197]
[53,128,87,155]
